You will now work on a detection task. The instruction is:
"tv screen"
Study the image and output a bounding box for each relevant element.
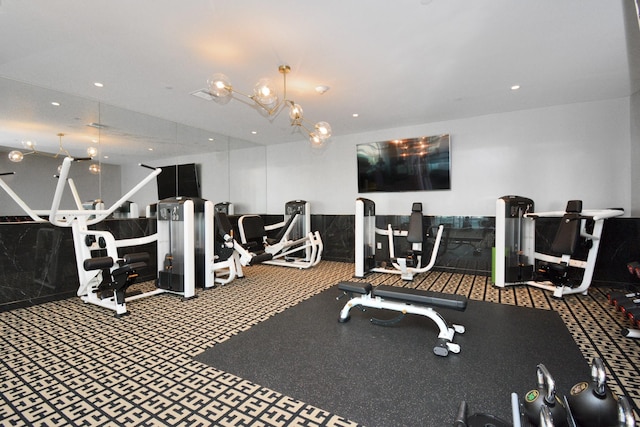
[357,134,451,193]
[157,163,201,200]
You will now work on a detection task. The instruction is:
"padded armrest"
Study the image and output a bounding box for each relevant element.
[84,256,114,271]
[122,252,149,264]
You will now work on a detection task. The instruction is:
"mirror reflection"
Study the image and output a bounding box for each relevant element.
[0,77,267,215]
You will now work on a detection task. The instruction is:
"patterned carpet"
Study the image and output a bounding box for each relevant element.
[1,261,639,426]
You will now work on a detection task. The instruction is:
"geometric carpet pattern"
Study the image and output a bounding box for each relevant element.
[1,261,639,426]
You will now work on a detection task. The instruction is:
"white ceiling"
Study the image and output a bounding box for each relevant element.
[0,0,637,164]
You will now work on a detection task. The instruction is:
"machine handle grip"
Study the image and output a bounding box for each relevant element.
[453,401,467,426]
[536,364,557,405]
[591,357,607,396]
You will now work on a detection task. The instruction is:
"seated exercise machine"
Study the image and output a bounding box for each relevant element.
[213,210,274,268]
[82,252,150,307]
[237,200,323,269]
[354,198,444,280]
[493,196,623,298]
[0,157,164,316]
[337,281,467,356]
[1,159,248,315]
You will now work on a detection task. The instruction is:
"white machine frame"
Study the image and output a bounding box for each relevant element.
[204,201,244,286]
[0,157,169,316]
[494,197,624,298]
[1,159,248,315]
[237,201,323,269]
[354,198,444,280]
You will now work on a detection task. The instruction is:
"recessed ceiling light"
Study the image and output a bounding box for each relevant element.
[208,137,214,142]
[51,101,60,106]
[94,82,104,88]
[315,85,330,95]
[251,131,258,135]
[148,148,153,151]
[511,84,521,91]
[352,113,359,118]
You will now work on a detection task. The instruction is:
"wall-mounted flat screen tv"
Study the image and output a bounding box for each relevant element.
[157,163,201,200]
[357,134,451,193]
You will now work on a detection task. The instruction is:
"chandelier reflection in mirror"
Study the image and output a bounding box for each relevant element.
[207,65,332,146]
[8,133,99,173]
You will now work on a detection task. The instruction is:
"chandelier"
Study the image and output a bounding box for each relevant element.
[8,133,98,164]
[207,65,332,146]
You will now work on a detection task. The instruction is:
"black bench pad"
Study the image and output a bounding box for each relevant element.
[338,281,373,294]
[373,285,467,311]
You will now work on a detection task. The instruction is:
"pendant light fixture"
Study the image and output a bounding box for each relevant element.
[207,65,332,146]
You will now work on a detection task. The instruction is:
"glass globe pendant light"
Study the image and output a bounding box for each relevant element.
[205,64,332,145]
[253,78,278,108]
[8,150,24,162]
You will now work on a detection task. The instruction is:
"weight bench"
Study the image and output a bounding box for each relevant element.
[337,281,467,356]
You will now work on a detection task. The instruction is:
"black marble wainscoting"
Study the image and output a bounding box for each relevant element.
[0,222,77,309]
[534,216,640,286]
[0,218,157,311]
[352,214,496,275]
[312,213,637,285]
[1,214,638,310]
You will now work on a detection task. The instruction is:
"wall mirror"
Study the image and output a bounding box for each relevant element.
[0,77,267,216]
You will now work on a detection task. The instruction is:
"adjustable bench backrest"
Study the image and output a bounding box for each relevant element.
[407,202,424,244]
[551,200,582,255]
[239,215,267,245]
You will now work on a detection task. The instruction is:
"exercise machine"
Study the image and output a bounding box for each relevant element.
[0,157,164,316]
[237,200,323,269]
[0,159,248,315]
[156,197,204,297]
[156,197,245,290]
[206,202,245,286]
[214,201,234,215]
[213,210,273,268]
[493,196,623,298]
[336,281,466,356]
[354,198,444,280]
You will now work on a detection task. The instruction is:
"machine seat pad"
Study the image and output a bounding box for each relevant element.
[338,281,373,295]
[372,285,467,311]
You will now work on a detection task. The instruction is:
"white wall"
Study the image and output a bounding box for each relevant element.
[262,98,631,216]
[3,97,630,219]
[118,97,631,218]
